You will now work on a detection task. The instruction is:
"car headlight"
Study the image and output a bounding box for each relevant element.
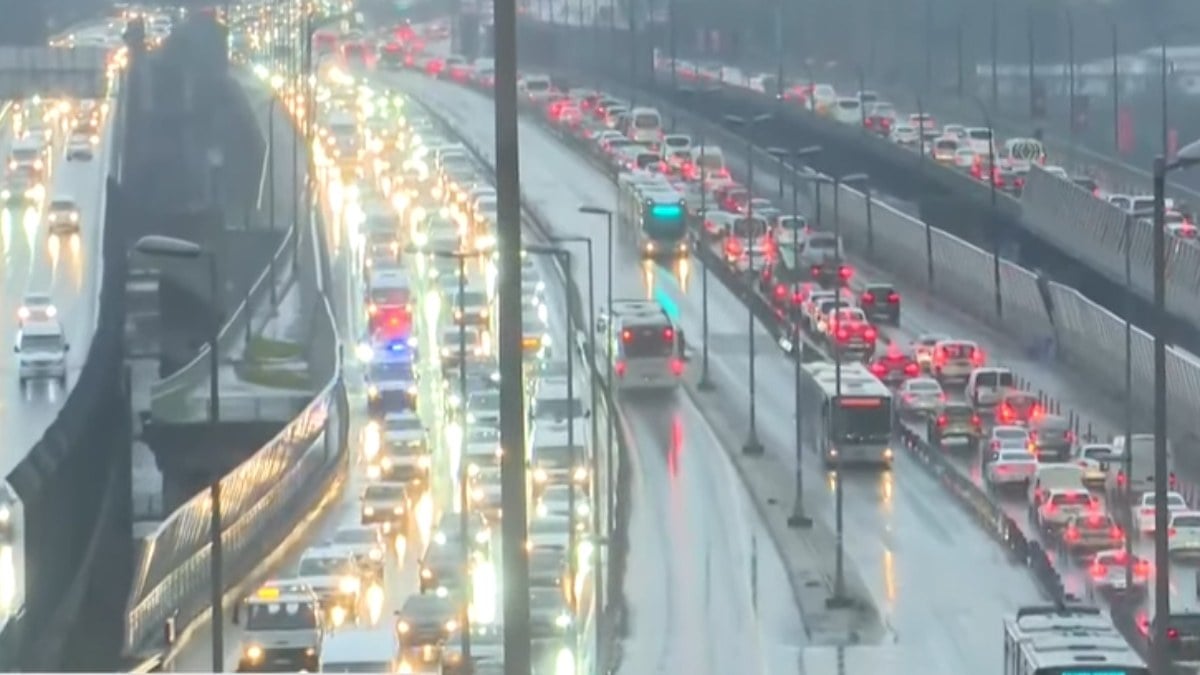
[555,614,572,628]
[475,529,490,544]
[444,619,459,632]
[45,305,56,318]
[364,506,376,516]
[367,384,379,398]
[420,568,432,579]
[245,645,264,661]
[369,547,383,561]
[418,455,431,469]
[471,487,484,502]
[397,620,411,634]
[576,501,590,517]
[17,307,29,320]
[534,467,548,483]
[69,212,78,222]
[573,467,588,482]
[393,504,404,515]
[339,576,361,594]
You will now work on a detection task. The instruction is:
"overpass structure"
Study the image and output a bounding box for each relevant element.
[0,46,110,101]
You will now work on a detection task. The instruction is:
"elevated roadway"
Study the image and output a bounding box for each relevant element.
[403,73,1044,670]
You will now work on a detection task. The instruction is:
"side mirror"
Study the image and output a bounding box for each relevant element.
[583,410,592,419]
[231,602,241,625]
[64,343,70,352]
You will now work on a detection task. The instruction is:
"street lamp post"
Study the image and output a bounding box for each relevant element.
[577,207,616,539]
[723,113,772,456]
[970,96,1004,320]
[134,235,223,670]
[1150,139,1200,671]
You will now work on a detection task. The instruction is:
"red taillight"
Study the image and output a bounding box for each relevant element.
[971,414,981,426]
[869,362,887,376]
[887,292,900,304]
[991,440,1001,450]
[1169,628,1180,640]
[836,328,850,342]
[773,283,787,299]
[1065,527,1080,542]
[861,292,875,304]
[970,349,986,367]
[903,363,919,376]
[1091,562,1107,578]
[1117,471,1127,486]
[662,328,675,342]
[936,415,947,428]
[838,265,853,281]
[864,327,877,341]
[1110,526,1123,539]
[1170,527,1178,537]
[669,358,684,376]
[810,266,822,279]
[614,360,627,377]
[1170,472,1178,488]
[621,329,633,343]
[791,290,806,305]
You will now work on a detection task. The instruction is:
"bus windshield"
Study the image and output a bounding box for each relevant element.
[832,397,892,441]
[643,201,686,238]
[371,287,409,305]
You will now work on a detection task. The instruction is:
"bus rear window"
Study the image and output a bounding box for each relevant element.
[832,400,891,439]
[634,113,660,129]
[621,326,675,358]
[371,288,409,305]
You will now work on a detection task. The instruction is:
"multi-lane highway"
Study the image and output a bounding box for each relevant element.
[401,73,1054,671]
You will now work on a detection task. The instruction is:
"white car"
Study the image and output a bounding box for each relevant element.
[897,377,944,416]
[17,292,56,325]
[1086,549,1150,596]
[890,124,919,146]
[1037,488,1098,531]
[953,148,977,169]
[1072,443,1121,488]
[15,320,69,385]
[1168,510,1200,557]
[985,448,1038,486]
[46,196,80,234]
[1133,490,1188,533]
[328,525,386,573]
[66,133,94,161]
[989,425,1031,452]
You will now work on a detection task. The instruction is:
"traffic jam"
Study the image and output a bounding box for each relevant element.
[374,33,1200,660]
[225,31,591,673]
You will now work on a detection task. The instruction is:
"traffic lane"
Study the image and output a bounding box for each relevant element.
[399,74,1043,656]
[0,105,112,478]
[170,469,430,672]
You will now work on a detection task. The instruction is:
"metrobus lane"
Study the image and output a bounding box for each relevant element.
[394,73,1033,670]
[709,133,1200,623]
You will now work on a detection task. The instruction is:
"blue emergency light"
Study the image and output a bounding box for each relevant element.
[386,337,418,353]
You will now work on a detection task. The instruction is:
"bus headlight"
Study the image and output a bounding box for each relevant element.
[573,467,588,482]
[367,384,380,398]
[418,455,431,469]
[244,645,264,662]
[397,620,411,634]
[364,506,376,516]
[444,619,459,632]
[883,447,894,461]
[555,614,572,628]
[369,547,383,561]
[534,468,548,483]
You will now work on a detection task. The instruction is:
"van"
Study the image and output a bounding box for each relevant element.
[16,319,69,386]
[320,626,398,671]
[519,74,553,102]
[965,366,1014,408]
[832,97,862,125]
[687,145,726,180]
[627,107,663,145]
[1107,433,1175,499]
[964,127,994,155]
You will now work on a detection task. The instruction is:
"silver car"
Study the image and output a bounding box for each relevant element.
[898,377,944,416]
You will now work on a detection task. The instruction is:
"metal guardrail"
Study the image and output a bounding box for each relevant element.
[123,295,343,655]
[148,224,297,423]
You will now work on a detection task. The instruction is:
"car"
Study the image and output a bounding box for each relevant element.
[45,196,80,234]
[1168,511,1200,558]
[430,511,492,557]
[928,402,983,451]
[527,547,570,591]
[1062,513,1124,554]
[17,292,56,325]
[867,343,920,385]
[858,283,899,325]
[365,354,417,416]
[418,533,469,595]
[0,487,14,543]
[889,123,919,146]
[1086,549,1151,598]
[911,333,948,371]
[66,132,94,160]
[294,546,362,615]
[1132,491,1188,533]
[466,388,502,428]
[536,484,590,533]
[528,587,574,641]
[360,482,410,532]
[15,319,69,386]
[995,390,1044,427]
[1028,414,1075,462]
[988,425,1031,453]
[1072,443,1121,489]
[984,447,1038,487]
[897,377,944,416]
[1036,488,1099,532]
[329,525,387,579]
[930,339,984,383]
[441,624,503,673]
[394,593,459,653]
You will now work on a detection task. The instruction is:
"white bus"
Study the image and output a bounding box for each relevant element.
[799,361,894,467]
[617,171,689,258]
[1003,605,1148,675]
[598,299,684,391]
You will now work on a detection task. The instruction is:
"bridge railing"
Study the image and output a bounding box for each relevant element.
[123,295,343,655]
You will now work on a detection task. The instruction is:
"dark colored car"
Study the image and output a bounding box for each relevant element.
[858,283,900,326]
[928,402,983,452]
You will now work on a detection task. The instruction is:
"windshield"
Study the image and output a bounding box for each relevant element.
[454,291,487,307]
[837,99,858,110]
[664,137,688,149]
[935,139,957,152]
[469,427,500,443]
[534,396,585,421]
[364,484,406,501]
[386,416,421,433]
[832,399,892,441]
[807,234,837,252]
[245,602,318,631]
[635,154,659,169]
[967,129,992,141]
[994,428,1028,441]
[525,79,549,92]
[534,445,581,468]
[1000,451,1034,462]
[21,335,62,352]
[469,392,501,410]
[1049,492,1090,506]
[11,148,38,161]
[330,122,355,137]
[908,381,941,393]
[634,112,660,129]
[1176,515,1200,528]
[732,217,768,239]
[333,529,375,545]
[323,663,392,672]
[298,556,348,576]
[697,153,723,170]
[370,360,413,380]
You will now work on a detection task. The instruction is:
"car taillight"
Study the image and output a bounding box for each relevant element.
[970,349,986,367]
[864,327,877,341]
[1090,562,1107,578]
[1110,526,1123,539]
[903,363,919,376]
[836,328,850,342]
[936,415,947,428]
[662,328,675,342]
[1117,471,1127,486]
[669,358,684,376]
[1169,628,1180,640]
[773,283,787,300]
[971,414,981,426]
[1170,527,1178,537]
[614,361,627,377]
[811,266,822,278]
[887,292,900,304]
[861,292,875,303]
[1064,527,1079,541]
[791,290,806,305]
[1136,560,1151,576]
[870,363,887,376]
[838,265,853,281]
[621,329,633,343]
[991,440,1000,450]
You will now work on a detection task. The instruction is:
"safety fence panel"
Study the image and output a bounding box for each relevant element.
[124,318,343,654]
[1167,238,1200,328]
[1019,166,1131,284]
[998,260,1055,350]
[929,229,999,328]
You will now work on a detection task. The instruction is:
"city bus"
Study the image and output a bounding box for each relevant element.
[1003,605,1148,675]
[798,360,894,468]
[598,299,684,391]
[617,171,689,258]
